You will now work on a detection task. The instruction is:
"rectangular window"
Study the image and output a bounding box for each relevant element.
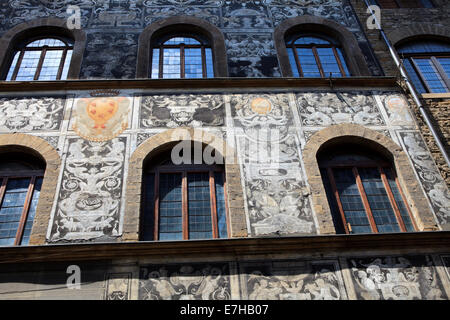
[321,166,415,234]
[296,48,321,77]
[413,58,448,93]
[158,173,183,240]
[0,175,42,246]
[187,172,212,239]
[143,168,228,241]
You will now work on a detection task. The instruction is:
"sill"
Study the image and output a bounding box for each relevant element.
[0,231,448,264]
[421,93,450,99]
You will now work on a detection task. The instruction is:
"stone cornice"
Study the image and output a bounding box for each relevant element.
[0,77,399,92]
[0,231,448,264]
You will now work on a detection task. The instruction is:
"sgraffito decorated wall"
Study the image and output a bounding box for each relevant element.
[0,87,448,242]
[0,0,449,301]
[0,252,449,300]
[0,0,383,78]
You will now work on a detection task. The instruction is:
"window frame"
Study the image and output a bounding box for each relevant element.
[400,51,450,93]
[320,160,417,234]
[151,34,213,79]
[0,169,44,245]
[287,34,348,78]
[375,0,434,8]
[143,164,229,241]
[7,36,74,81]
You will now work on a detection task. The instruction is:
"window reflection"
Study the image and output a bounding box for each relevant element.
[6,37,73,81]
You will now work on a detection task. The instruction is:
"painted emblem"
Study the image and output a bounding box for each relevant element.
[250,98,272,115]
[385,95,413,125]
[73,91,130,141]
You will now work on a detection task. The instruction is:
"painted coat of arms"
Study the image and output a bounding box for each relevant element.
[73,91,131,141]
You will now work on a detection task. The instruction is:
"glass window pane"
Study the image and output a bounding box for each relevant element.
[15,50,42,81]
[6,52,20,81]
[437,57,450,78]
[142,173,155,241]
[61,50,72,80]
[187,172,212,240]
[151,48,160,79]
[384,169,415,232]
[158,173,183,240]
[214,172,228,239]
[414,58,448,93]
[162,48,181,79]
[21,177,42,245]
[419,0,434,8]
[27,38,66,48]
[288,48,300,77]
[205,48,214,78]
[185,48,203,79]
[0,178,30,245]
[317,47,342,77]
[164,37,201,45]
[38,50,63,81]
[358,167,400,233]
[336,48,350,76]
[398,41,450,54]
[297,48,321,77]
[332,168,372,234]
[294,36,330,45]
[320,169,346,234]
[403,59,427,93]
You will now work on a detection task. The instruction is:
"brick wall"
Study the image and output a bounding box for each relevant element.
[350,0,450,187]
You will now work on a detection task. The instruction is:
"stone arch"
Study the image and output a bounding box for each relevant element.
[302,124,438,234]
[122,128,246,241]
[386,23,450,46]
[136,15,228,78]
[274,15,371,77]
[0,17,86,80]
[0,133,61,245]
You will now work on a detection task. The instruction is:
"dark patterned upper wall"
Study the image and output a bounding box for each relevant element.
[0,0,383,79]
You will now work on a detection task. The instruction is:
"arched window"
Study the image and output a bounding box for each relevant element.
[0,153,45,245]
[372,0,434,8]
[150,34,214,79]
[286,34,350,78]
[397,39,450,93]
[141,146,228,241]
[318,145,416,234]
[6,37,73,81]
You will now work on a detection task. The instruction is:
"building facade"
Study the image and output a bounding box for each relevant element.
[0,0,448,300]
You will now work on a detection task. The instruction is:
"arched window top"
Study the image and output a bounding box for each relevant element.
[0,152,45,172]
[25,37,72,48]
[161,36,203,46]
[318,144,390,167]
[287,34,336,46]
[397,39,450,54]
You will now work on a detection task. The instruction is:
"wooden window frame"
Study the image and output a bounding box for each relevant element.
[321,161,417,234]
[288,36,348,78]
[8,36,73,81]
[0,170,44,245]
[143,164,229,241]
[151,35,212,79]
[401,54,450,93]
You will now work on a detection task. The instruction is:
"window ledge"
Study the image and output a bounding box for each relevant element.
[421,93,450,99]
[0,231,448,264]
